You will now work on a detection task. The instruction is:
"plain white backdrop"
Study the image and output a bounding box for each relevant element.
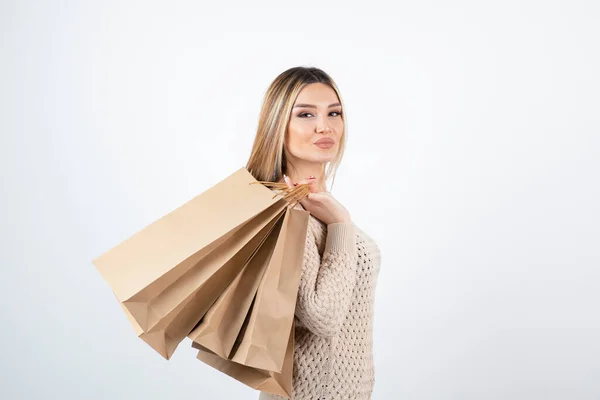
[1,1,599,399]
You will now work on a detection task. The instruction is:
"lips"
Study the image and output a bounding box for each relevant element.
[314,138,335,146]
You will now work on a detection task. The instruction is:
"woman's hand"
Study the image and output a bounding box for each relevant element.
[283,175,352,225]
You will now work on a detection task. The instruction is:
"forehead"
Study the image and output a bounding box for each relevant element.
[294,83,339,105]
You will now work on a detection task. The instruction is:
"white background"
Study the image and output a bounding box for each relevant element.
[1,1,599,399]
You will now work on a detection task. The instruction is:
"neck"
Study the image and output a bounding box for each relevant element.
[284,159,327,192]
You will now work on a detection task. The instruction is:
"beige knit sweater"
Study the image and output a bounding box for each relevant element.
[258,206,382,400]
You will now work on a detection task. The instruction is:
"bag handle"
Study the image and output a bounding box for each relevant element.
[250,181,310,208]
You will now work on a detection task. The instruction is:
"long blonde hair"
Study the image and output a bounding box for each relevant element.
[245,66,347,190]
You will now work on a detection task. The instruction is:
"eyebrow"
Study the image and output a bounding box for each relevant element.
[293,102,341,109]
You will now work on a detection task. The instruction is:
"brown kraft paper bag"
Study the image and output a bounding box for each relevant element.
[231,207,309,373]
[133,207,286,359]
[195,321,295,399]
[92,168,288,359]
[188,213,285,359]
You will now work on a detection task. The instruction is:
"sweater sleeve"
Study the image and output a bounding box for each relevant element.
[294,221,358,337]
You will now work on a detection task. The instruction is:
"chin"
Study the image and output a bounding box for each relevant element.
[309,155,336,164]
[291,148,338,164]
[315,150,338,163]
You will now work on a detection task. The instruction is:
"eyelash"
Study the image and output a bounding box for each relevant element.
[297,111,343,118]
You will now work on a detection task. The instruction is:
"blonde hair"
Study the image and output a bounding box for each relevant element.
[245,66,347,190]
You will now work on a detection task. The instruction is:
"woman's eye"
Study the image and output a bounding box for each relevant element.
[298,111,343,118]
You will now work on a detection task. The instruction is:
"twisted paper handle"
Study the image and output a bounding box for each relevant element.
[250,180,310,208]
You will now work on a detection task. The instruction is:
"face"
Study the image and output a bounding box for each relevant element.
[285,82,344,165]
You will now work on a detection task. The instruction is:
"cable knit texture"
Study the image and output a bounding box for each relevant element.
[258,207,382,400]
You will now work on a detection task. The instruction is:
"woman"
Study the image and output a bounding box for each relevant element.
[246,66,381,400]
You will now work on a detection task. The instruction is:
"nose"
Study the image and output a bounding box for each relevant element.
[315,116,333,134]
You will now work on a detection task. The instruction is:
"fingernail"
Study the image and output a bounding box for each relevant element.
[283,174,288,180]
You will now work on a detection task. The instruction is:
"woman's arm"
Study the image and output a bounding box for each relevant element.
[294,221,358,337]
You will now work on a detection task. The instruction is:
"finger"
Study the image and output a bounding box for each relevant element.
[283,174,293,189]
[292,178,309,187]
[298,193,312,209]
[298,177,319,193]
[304,192,325,203]
[307,180,319,193]
[289,181,314,208]
[307,176,322,193]
[293,178,319,192]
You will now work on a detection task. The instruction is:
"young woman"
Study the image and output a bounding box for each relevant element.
[246,66,381,400]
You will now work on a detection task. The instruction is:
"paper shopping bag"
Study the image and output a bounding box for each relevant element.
[195,321,295,399]
[231,207,309,373]
[188,213,284,359]
[133,205,286,359]
[92,167,289,359]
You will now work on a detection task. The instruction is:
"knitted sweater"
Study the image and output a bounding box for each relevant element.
[258,207,382,400]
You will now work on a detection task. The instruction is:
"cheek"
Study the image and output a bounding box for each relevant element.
[287,122,312,148]
[333,119,344,136]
